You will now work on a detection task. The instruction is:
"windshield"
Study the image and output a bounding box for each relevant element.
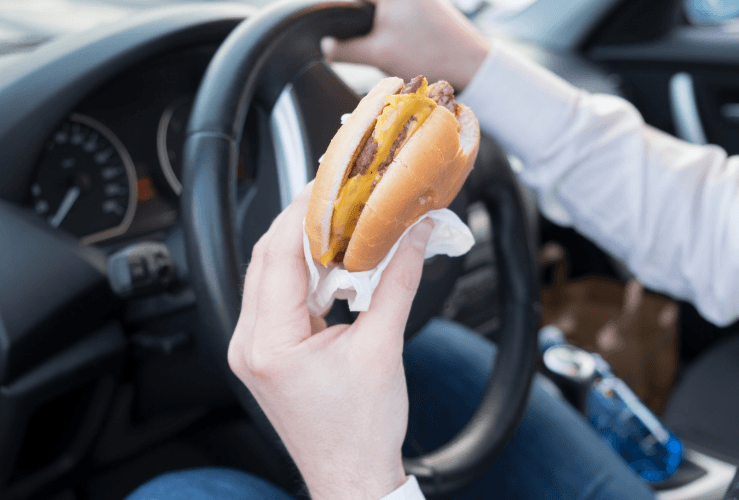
[0,0,540,51]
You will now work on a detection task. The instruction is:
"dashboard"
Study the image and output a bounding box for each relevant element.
[23,44,255,246]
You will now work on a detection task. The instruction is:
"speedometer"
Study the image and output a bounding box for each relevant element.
[28,114,137,244]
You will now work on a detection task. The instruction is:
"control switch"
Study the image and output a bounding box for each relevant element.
[108,242,176,298]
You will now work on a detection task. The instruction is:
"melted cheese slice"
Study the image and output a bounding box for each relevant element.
[320,80,438,267]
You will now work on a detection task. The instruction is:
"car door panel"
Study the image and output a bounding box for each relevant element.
[588,24,739,155]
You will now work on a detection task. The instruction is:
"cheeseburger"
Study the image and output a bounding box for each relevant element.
[306,75,480,272]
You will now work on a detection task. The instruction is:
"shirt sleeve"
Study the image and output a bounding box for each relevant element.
[459,39,739,326]
[379,476,426,500]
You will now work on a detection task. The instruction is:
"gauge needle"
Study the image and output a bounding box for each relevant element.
[49,186,81,228]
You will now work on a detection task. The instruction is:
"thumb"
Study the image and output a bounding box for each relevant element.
[355,218,434,342]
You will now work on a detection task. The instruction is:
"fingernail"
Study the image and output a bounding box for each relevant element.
[409,219,434,251]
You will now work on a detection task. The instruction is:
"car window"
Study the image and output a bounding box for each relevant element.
[453,0,539,19]
[684,0,739,25]
[0,0,541,58]
[0,0,542,36]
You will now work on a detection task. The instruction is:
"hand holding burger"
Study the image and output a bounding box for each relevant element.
[228,181,435,500]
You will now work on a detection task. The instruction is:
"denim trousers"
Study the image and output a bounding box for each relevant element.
[125,318,655,500]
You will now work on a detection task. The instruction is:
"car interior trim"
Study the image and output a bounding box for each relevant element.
[588,25,739,65]
[655,448,737,500]
[719,102,739,123]
[669,72,708,145]
[271,83,311,209]
[501,0,622,50]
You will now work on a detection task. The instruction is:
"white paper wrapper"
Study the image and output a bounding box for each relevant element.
[303,208,475,316]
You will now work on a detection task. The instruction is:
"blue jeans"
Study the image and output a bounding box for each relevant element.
[125,318,655,500]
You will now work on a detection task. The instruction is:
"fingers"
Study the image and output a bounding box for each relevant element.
[240,185,305,311]
[252,182,315,347]
[354,218,434,348]
[235,213,285,360]
[236,182,314,342]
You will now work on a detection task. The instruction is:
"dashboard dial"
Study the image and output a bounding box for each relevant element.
[157,97,249,196]
[29,114,137,244]
[157,97,191,196]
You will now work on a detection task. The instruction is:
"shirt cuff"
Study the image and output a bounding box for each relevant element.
[379,476,426,500]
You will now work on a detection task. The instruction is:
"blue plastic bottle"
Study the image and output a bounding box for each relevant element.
[538,326,683,483]
[586,354,683,483]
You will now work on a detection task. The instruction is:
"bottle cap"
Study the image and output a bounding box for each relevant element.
[543,344,596,382]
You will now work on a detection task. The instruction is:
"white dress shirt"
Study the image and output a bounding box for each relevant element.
[460,39,739,327]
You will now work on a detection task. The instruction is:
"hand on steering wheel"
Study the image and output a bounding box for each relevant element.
[228,181,434,500]
[322,0,491,91]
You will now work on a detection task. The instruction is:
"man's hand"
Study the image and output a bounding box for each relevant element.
[322,0,491,91]
[228,182,434,500]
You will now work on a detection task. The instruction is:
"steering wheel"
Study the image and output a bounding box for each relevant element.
[181,0,539,497]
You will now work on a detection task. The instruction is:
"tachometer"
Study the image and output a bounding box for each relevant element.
[156,97,191,196]
[28,114,137,244]
[157,97,249,196]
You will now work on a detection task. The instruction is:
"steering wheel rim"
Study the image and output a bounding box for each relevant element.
[181,0,540,497]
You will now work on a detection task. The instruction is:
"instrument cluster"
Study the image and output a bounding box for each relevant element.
[25,44,253,245]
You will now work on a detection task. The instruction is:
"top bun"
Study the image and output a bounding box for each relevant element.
[306,77,480,272]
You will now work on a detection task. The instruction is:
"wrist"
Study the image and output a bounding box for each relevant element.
[430,0,491,91]
[453,35,491,92]
[303,462,407,500]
